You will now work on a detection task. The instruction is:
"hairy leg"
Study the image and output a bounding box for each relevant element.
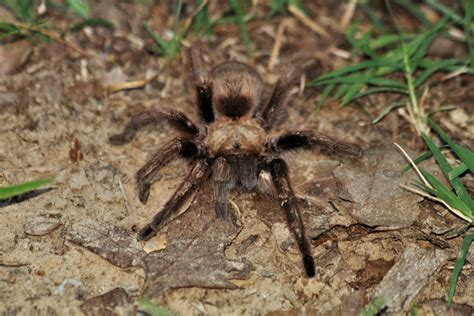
[109,109,199,145]
[137,138,203,204]
[254,66,298,130]
[138,159,211,241]
[266,158,315,277]
[189,48,214,123]
[212,157,234,219]
[267,131,362,159]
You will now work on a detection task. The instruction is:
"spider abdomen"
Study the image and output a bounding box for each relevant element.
[211,62,264,119]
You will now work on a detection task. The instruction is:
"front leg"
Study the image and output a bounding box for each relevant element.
[137,138,204,204]
[138,159,211,241]
[267,158,316,277]
[267,131,362,159]
[189,48,214,123]
[253,66,298,131]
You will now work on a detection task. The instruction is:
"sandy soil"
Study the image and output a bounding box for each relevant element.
[0,1,473,315]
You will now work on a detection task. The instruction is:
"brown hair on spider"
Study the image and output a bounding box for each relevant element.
[109,48,362,278]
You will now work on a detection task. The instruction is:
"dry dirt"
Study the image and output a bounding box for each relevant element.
[0,1,473,315]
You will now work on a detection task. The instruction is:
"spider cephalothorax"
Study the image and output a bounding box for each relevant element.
[109,49,361,277]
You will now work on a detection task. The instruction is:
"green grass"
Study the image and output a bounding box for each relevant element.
[144,0,255,59]
[397,119,473,306]
[307,0,474,135]
[448,232,474,305]
[0,0,114,41]
[136,298,174,316]
[228,0,251,55]
[269,0,306,16]
[144,0,210,59]
[361,296,386,316]
[0,178,53,201]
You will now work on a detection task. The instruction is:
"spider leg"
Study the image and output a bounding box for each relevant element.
[212,157,236,219]
[138,159,211,241]
[266,158,316,277]
[109,109,199,145]
[189,48,214,123]
[254,66,298,130]
[137,138,203,204]
[267,131,362,158]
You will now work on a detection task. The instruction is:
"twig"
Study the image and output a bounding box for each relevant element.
[118,178,131,216]
[268,18,290,70]
[287,5,330,39]
[340,0,357,32]
[28,26,92,59]
[394,142,431,188]
[107,72,158,94]
[399,184,473,223]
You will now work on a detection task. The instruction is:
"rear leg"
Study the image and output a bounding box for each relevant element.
[212,157,237,219]
[109,108,199,145]
[267,131,362,159]
[266,157,316,277]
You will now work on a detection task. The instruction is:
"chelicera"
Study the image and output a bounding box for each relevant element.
[110,49,361,277]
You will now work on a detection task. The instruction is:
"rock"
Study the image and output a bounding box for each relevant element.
[334,144,422,227]
[370,245,447,313]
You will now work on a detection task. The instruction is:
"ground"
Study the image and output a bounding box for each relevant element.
[0,1,473,315]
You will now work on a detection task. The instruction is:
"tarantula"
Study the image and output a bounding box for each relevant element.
[109,49,361,277]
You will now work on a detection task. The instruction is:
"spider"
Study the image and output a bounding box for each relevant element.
[109,49,361,277]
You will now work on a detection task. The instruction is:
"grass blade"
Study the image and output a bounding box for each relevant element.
[137,298,174,316]
[340,83,363,107]
[413,59,464,87]
[2,0,33,22]
[394,0,432,26]
[311,74,407,89]
[316,84,335,110]
[308,60,401,85]
[360,3,387,33]
[419,168,472,217]
[0,178,53,200]
[372,101,405,123]
[269,0,286,16]
[421,132,474,211]
[193,0,211,36]
[449,163,468,180]
[429,119,474,173]
[0,22,21,38]
[464,0,474,67]
[66,0,91,19]
[70,18,114,32]
[411,179,438,196]
[143,22,167,56]
[349,87,408,105]
[425,0,463,25]
[401,145,450,173]
[448,233,474,305]
[332,84,351,100]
